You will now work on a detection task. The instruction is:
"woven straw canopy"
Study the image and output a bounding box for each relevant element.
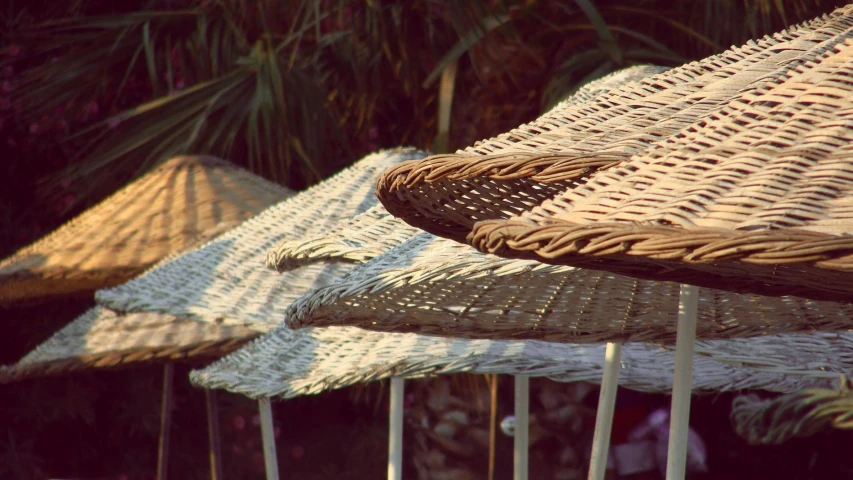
[0,155,290,305]
[376,8,853,270]
[197,207,847,398]
[0,306,258,381]
[190,324,834,400]
[281,207,853,342]
[2,149,426,382]
[469,36,853,303]
[95,149,428,329]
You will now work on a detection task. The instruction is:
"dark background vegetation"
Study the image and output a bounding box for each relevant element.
[1,0,852,478]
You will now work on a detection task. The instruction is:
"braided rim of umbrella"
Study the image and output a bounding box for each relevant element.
[375,9,849,244]
[467,35,853,303]
[731,380,853,445]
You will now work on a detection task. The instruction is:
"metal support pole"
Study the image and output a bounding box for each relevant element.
[666,285,699,480]
[388,377,404,480]
[258,398,279,480]
[588,342,623,480]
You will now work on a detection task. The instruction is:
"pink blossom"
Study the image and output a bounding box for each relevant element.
[251,452,264,467]
[118,474,129,480]
[60,179,71,190]
[51,57,59,64]
[6,45,19,56]
[291,445,305,459]
[86,101,99,115]
[57,119,68,132]
[274,426,281,438]
[29,123,38,134]
[369,126,379,139]
[175,79,185,90]
[108,117,121,129]
[232,444,243,454]
[233,415,246,430]
[2,81,11,93]
[251,414,260,426]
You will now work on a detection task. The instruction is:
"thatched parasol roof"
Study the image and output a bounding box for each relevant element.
[0,306,258,381]
[375,7,852,253]
[0,155,291,304]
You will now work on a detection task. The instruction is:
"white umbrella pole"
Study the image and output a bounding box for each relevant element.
[258,398,280,480]
[388,376,405,480]
[666,284,699,480]
[514,375,530,480]
[587,342,623,480]
[156,363,175,480]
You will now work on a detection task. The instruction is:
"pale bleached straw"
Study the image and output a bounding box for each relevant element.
[96,148,429,329]
[284,230,853,343]
[0,306,259,381]
[190,325,836,400]
[376,7,853,244]
[0,155,291,304]
[194,203,852,400]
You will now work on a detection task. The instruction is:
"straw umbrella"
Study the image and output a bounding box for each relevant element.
[369,12,853,480]
[0,155,292,480]
[0,155,287,305]
[277,211,853,475]
[89,148,430,479]
[202,202,853,479]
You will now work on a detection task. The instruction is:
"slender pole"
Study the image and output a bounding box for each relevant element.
[514,376,530,480]
[258,398,280,480]
[666,285,699,480]
[588,342,623,480]
[156,363,175,480]
[488,374,499,480]
[388,377,405,480]
[205,389,223,480]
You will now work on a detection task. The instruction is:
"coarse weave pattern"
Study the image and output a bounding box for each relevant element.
[190,324,835,399]
[96,149,428,329]
[284,231,853,342]
[0,156,291,304]
[471,36,853,302]
[376,8,853,246]
[0,307,258,381]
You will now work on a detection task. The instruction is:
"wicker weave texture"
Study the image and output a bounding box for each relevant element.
[0,307,258,382]
[191,323,834,400]
[470,36,853,302]
[266,205,422,271]
[376,8,853,245]
[203,199,846,396]
[95,149,428,329]
[0,156,291,304]
[284,230,853,342]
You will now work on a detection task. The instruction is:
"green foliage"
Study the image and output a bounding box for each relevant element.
[4,0,841,212]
